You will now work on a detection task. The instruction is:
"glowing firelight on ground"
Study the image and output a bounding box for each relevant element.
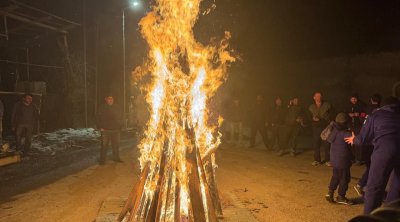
[119,0,235,221]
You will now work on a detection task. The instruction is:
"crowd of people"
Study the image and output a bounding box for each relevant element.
[1,91,399,216]
[224,92,400,214]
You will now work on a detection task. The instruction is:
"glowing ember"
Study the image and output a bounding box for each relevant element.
[119,0,235,221]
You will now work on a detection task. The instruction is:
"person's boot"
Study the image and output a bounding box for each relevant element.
[325,191,335,203]
[336,196,354,205]
[353,184,364,196]
[312,161,321,166]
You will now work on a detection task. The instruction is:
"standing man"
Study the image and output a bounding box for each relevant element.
[249,94,269,149]
[345,96,400,214]
[0,99,4,146]
[309,92,332,166]
[269,96,287,155]
[12,94,39,156]
[285,97,305,157]
[97,95,123,164]
[347,94,367,165]
[227,98,243,146]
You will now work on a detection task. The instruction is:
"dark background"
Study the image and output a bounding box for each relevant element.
[1,0,400,129]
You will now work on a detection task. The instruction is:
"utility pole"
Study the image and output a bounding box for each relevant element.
[122,9,127,128]
[83,0,88,127]
[95,21,99,115]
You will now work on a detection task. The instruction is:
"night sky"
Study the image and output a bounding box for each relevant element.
[195,0,400,73]
[2,0,400,100]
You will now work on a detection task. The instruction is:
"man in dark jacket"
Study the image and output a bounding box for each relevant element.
[347,94,367,165]
[12,94,39,155]
[309,92,332,166]
[284,97,305,156]
[97,95,123,164]
[249,95,268,149]
[268,96,287,155]
[345,96,400,214]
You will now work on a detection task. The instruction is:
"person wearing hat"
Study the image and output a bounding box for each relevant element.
[345,96,400,214]
[325,112,354,205]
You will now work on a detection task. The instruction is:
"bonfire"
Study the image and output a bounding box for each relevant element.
[119,0,235,221]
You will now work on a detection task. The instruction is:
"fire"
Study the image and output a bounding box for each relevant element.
[120,0,235,221]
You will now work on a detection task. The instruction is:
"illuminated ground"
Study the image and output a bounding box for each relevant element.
[0,141,364,222]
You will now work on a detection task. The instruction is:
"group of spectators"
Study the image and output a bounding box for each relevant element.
[0,94,39,156]
[225,92,400,214]
[1,91,399,216]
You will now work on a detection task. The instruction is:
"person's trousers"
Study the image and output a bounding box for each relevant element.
[353,145,364,162]
[229,122,243,143]
[270,125,286,150]
[16,124,33,153]
[328,167,351,197]
[386,170,400,204]
[359,145,374,187]
[100,130,121,163]
[364,140,400,214]
[358,161,371,188]
[312,126,330,162]
[285,124,301,153]
[250,124,268,147]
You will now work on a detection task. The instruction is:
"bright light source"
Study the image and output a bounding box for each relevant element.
[132,1,140,7]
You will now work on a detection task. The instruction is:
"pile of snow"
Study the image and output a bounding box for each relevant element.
[31,128,100,154]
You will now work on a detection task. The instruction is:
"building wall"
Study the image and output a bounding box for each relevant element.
[281,52,400,111]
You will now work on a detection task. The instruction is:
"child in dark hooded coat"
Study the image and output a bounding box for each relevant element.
[325,112,354,205]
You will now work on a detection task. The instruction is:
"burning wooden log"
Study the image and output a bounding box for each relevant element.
[204,157,223,217]
[120,149,221,222]
[118,163,150,222]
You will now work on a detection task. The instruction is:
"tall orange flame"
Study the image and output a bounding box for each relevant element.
[125,0,235,221]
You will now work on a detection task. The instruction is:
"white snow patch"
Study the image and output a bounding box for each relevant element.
[31,128,100,154]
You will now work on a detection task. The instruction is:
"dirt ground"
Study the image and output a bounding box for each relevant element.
[0,141,365,222]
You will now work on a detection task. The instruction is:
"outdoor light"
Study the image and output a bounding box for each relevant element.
[130,1,141,9]
[122,0,142,128]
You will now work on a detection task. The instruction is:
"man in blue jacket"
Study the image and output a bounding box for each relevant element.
[345,96,400,214]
